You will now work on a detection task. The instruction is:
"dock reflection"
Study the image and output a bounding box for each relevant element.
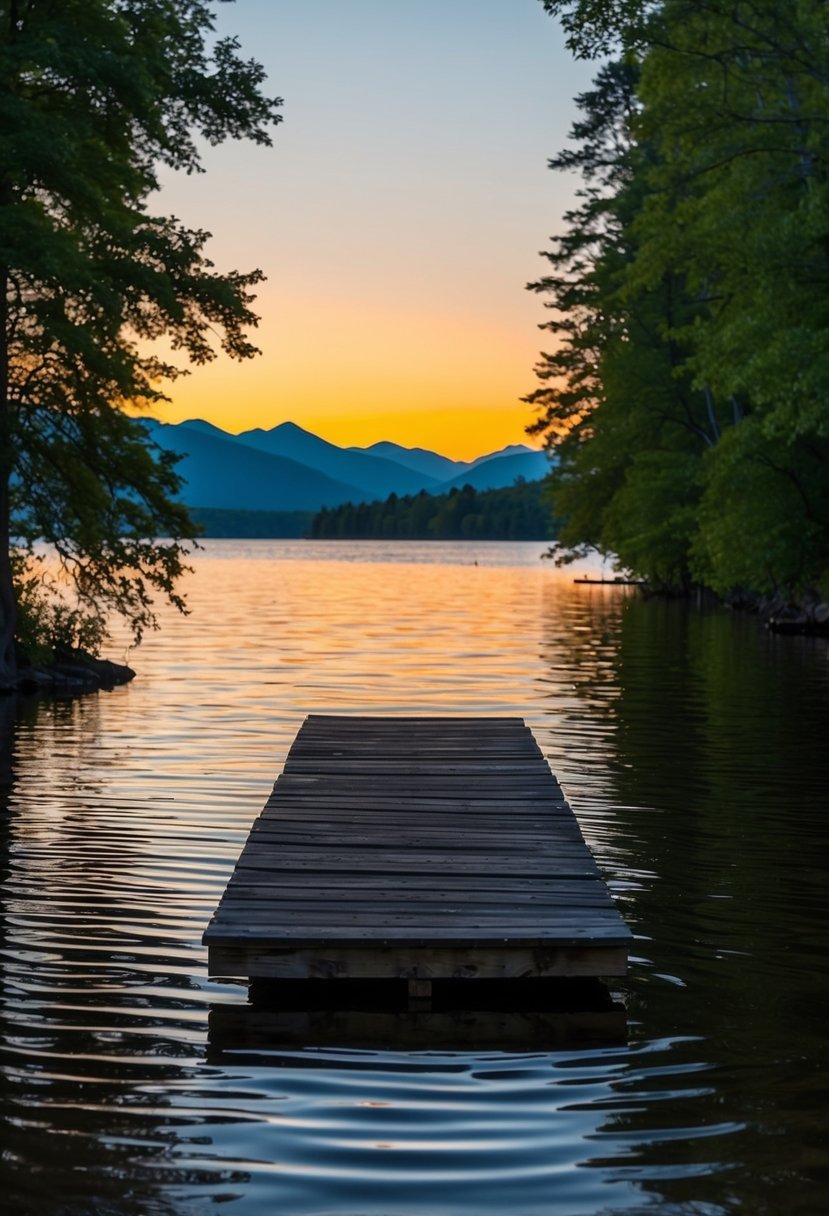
[207,978,627,1057]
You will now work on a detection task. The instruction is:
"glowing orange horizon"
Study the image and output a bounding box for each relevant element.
[150,398,542,462]
[137,0,591,467]
[146,292,548,461]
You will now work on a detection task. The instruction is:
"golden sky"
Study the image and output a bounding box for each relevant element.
[152,1,590,461]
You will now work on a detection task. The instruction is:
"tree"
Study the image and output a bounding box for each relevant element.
[0,0,281,682]
[525,59,717,590]
[630,2,829,596]
[539,0,654,58]
[532,0,829,604]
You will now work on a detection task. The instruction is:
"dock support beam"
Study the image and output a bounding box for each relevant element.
[408,979,432,1000]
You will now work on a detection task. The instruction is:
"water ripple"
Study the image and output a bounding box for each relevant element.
[1,541,828,1215]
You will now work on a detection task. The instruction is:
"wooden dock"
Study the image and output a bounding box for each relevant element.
[204,716,632,991]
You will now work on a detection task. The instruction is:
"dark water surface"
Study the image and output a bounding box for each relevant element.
[2,540,828,1215]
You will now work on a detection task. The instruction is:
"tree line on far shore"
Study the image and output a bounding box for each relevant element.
[310,480,555,541]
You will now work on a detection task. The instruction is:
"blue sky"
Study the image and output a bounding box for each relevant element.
[155,0,592,457]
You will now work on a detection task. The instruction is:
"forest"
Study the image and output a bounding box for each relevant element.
[530,1,829,615]
[310,480,555,541]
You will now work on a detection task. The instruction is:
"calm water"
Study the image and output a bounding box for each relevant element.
[2,540,828,1216]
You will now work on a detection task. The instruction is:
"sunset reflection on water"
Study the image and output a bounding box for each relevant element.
[3,540,826,1215]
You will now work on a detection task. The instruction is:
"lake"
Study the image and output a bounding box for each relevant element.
[2,539,828,1215]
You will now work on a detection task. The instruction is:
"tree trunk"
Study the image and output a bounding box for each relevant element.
[0,6,22,685]
[703,384,721,444]
[0,261,16,688]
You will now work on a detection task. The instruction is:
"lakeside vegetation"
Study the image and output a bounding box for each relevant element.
[531,2,829,616]
[310,480,555,541]
[0,2,279,685]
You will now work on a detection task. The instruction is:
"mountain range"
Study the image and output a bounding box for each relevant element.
[144,418,551,513]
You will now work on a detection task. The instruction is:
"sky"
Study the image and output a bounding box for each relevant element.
[153,0,592,460]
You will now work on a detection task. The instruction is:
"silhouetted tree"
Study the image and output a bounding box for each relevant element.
[531,0,829,602]
[0,0,281,680]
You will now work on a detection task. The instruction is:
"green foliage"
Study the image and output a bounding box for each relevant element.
[531,1,829,604]
[632,2,829,441]
[13,551,107,664]
[540,0,654,58]
[0,0,281,668]
[526,58,714,590]
[311,481,556,542]
[691,422,829,599]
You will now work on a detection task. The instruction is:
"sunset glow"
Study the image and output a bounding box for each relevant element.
[149,285,551,458]
[149,0,590,460]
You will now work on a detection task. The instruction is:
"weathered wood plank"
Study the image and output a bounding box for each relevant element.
[223,873,610,894]
[259,798,570,813]
[287,744,540,752]
[246,824,583,843]
[214,915,619,933]
[207,942,630,980]
[208,927,630,946]
[216,899,617,917]
[207,914,629,935]
[254,809,575,825]
[271,784,563,800]
[222,878,615,900]
[232,842,596,861]
[231,854,600,877]
[220,898,615,915]
[274,775,559,787]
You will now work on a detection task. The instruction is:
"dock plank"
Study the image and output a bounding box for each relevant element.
[204,715,632,981]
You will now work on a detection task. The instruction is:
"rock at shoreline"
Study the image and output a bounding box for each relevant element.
[767,601,829,636]
[10,650,136,696]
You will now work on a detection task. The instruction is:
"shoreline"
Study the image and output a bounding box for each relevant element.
[4,650,136,697]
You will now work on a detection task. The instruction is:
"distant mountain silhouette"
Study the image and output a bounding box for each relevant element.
[470,443,539,464]
[440,448,551,492]
[145,421,362,511]
[145,417,550,513]
[351,440,468,482]
[234,421,439,499]
[170,418,230,441]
